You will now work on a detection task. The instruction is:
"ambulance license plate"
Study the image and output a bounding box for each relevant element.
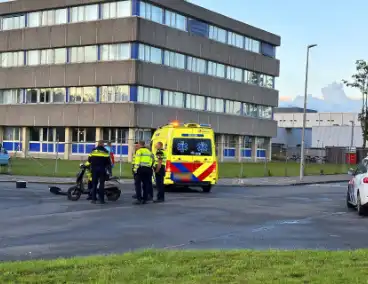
[173,173,192,179]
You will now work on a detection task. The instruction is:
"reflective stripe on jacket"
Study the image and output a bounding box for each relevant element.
[154,149,167,167]
[88,146,111,170]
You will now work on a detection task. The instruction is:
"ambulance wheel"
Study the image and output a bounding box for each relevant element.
[202,185,212,193]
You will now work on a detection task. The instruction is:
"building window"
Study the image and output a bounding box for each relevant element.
[227,31,243,48]
[3,127,21,141]
[41,10,55,26]
[209,25,227,43]
[40,49,53,65]
[69,87,97,103]
[164,50,185,69]
[243,103,249,116]
[0,89,22,104]
[102,1,131,19]
[101,43,130,61]
[225,101,241,115]
[257,137,266,149]
[245,37,260,53]
[25,88,66,103]
[103,128,128,143]
[70,4,98,23]
[0,51,24,68]
[187,56,206,74]
[55,9,68,25]
[249,104,258,117]
[71,127,96,143]
[226,66,242,82]
[207,97,224,113]
[138,44,162,64]
[1,15,25,30]
[186,94,205,111]
[259,74,274,88]
[140,2,163,24]
[165,10,186,31]
[137,86,161,105]
[70,46,98,63]
[28,12,41,27]
[163,91,184,108]
[27,50,40,66]
[242,136,252,148]
[135,129,152,144]
[54,48,67,64]
[224,135,236,148]
[208,61,225,78]
[258,106,272,119]
[100,85,129,102]
[244,70,260,85]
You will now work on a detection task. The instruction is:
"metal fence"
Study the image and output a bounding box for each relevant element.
[1,140,352,179]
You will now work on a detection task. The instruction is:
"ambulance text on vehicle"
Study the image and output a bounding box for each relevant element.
[151,122,218,192]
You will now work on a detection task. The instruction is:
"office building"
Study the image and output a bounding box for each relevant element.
[0,0,280,161]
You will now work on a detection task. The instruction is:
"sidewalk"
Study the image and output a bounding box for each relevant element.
[0,174,350,187]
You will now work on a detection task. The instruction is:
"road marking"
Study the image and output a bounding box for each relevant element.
[306,183,346,187]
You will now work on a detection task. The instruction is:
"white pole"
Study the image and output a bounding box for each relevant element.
[300,44,317,181]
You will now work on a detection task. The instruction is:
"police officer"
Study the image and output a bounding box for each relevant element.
[153,141,166,203]
[88,140,111,204]
[132,140,154,205]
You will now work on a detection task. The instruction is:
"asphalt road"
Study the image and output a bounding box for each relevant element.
[0,181,367,261]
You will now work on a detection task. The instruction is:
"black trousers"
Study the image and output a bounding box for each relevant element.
[91,168,106,202]
[155,166,165,200]
[135,167,153,201]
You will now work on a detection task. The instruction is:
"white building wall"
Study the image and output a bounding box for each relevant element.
[311,126,363,148]
[275,112,360,128]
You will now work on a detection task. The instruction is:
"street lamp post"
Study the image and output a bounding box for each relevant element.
[300,44,317,181]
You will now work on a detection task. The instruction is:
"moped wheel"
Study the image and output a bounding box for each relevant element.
[67,185,82,201]
[106,188,121,201]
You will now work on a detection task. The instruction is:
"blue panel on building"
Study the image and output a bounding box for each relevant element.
[188,18,209,37]
[30,142,41,152]
[72,144,78,153]
[257,149,266,158]
[42,143,47,153]
[130,85,137,101]
[78,144,84,153]
[2,142,13,151]
[132,0,140,16]
[14,142,21,151]
[86,144,95,154]
[261,42,276,58]
[241,149,252,158]
[48,143,54,153]
[131,42,138,59]
[57,144,65,153]
[223,148,235,157]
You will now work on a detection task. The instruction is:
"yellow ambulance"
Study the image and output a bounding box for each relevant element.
[151,122,218,192]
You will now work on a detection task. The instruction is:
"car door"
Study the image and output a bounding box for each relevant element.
[351,161,368,204]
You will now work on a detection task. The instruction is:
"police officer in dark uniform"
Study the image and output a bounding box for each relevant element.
[88,140,111,204]
[153,141,166,203]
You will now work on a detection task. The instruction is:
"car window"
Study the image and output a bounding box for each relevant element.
[172,138,212,156]
[356,162,367,174]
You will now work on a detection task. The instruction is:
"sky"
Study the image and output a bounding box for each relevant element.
[0,0,366,111]
[188,0,366,111]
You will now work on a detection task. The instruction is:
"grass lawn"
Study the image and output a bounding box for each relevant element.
[3,158,349,178]
[1,250,367,283]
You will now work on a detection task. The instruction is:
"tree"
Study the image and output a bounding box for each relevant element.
[343,60,368,148]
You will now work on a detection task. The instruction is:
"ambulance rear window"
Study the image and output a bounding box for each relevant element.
[172,138,212,156]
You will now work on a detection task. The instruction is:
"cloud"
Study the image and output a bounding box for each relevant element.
[279,82,361,112]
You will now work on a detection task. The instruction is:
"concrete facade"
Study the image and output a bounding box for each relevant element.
[0,0,280,161]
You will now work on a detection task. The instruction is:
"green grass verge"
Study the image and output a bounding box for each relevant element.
[1,250,367,283]
[2,158,349,178]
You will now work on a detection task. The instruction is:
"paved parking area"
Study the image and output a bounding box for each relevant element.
[1,182,368,261]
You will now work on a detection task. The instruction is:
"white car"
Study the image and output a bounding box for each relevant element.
[347,158,368,215]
